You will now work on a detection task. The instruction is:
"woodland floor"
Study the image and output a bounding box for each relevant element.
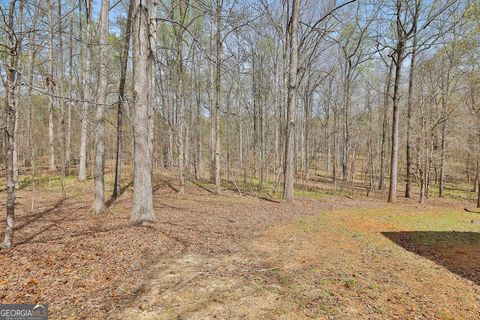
[1,170,480,319]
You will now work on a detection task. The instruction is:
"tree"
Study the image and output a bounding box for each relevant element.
[388,0,421,203]
[130,0,156,224]
[214,0,222,194]
[283,0,299,203]
[113,0,134,199]
[0,0,20,249]
[93,0,109,214]
[79,0,92,181]
[47,0,56,172]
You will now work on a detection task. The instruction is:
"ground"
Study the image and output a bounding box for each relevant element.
[1,171,480,319]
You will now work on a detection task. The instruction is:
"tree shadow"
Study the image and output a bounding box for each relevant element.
[189,179,215,194]
[18,224,130,246]
[14,198,68,232]
[382,231,480,285]
[153,179,178,193]
[106,180,134,208]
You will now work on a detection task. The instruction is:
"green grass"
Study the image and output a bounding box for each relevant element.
[342,207,480,249]
[365,207,480,232]
[373,305,386,315]
[19,174,79,190]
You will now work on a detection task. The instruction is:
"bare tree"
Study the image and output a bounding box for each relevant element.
[214,0,222,194]
[47,0,56,172]
[79,0,92,181]
[112,0,134,199]
[283,0,299,203]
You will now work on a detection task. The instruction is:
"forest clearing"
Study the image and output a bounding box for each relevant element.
[2,0,480,318]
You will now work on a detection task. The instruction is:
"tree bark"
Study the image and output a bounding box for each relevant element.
[439,61,452,197]
[58,0,67,197]
[173,1,187,193]
[12,0,23,189]
[47,0,56,172]
[193,46,201,180]
[1,0,19,249]
[379,62,393,191]
[388,40,404,203]
[214,0,222,194]
[66,8,74,175]
[79,0,92,181]
[113,0,133,199]
[130,0,156,224]
[93,0,109,214]
[26,10,36,169]
[405,31,417,198]
[283,0,299,203]
[209,13,216,183]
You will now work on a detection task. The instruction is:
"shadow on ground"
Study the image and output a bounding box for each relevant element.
[382,231,480,285]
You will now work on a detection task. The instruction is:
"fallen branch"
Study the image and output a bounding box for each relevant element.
[464,208,480,214]
[232,179,243,196]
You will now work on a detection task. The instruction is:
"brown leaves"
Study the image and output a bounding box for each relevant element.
[0,173,349,318]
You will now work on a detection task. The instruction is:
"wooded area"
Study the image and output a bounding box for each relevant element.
[1,0,480,317]
[1,0,478,247]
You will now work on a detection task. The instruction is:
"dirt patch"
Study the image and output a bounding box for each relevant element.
[117,252,282,319]
[116,207,480,319]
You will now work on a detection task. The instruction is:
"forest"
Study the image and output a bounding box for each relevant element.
[1,0,480,319]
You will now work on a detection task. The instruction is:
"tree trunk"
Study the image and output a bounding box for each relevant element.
[342,68,351,181]
[58,0,67,197]
[379,62,393,190]
[48,0,56,172]
[283,0,299,203]
[173,2,186,193]
[405,31,417,198]
[148,2,156,174]
[209,13,216,183]
[66,10,74,175]
[113,0,133,199]
[1,0,18,249]
[93,0,109,214]
[177,56,186,193]
[388,38,405,203]
[439,63,452,198]
[214,0,222,194]
[26,12,36,169]
[130,0,156,224]
[193,46,201,180]
[79,0,92,181]
[12,0,23,189]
